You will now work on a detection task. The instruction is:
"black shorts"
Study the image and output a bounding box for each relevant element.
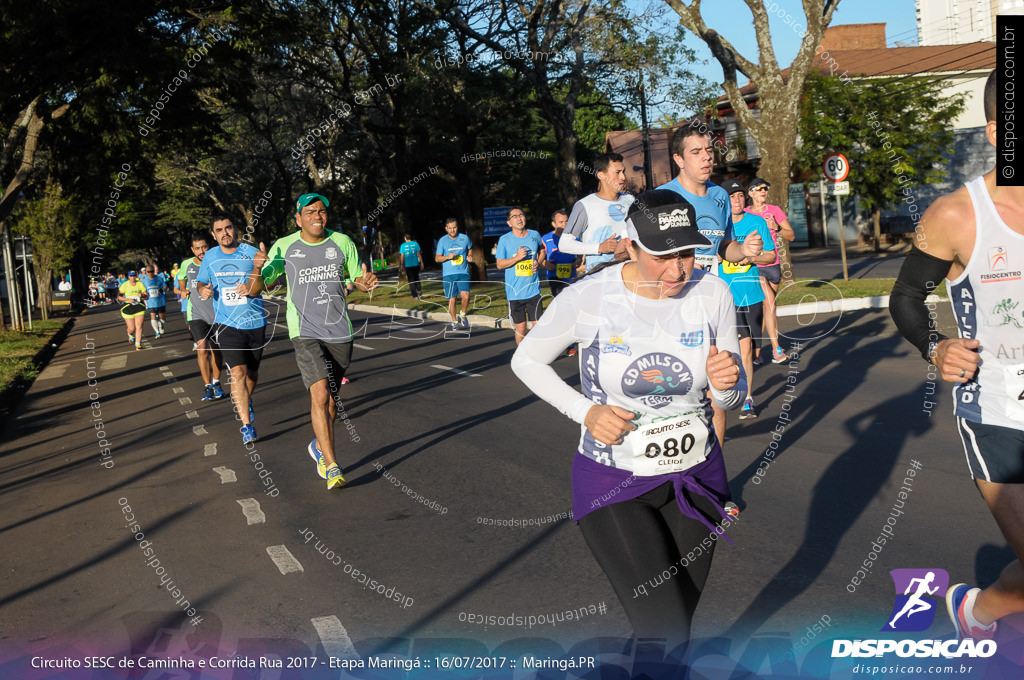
[213,324,266,371]
[759,264,781,286]
[291,338,353,390]
[509,295,543,324]
[736,302,764,341]
[147,305,166,314]
[188,319,215,344]
[957,417,1024,484]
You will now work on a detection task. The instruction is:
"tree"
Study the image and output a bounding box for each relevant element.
[665,0,839,282]
[794,71,967,250]
[11,181,83,320]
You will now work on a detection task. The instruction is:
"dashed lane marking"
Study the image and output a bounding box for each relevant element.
[36,364,68,380]
[100,355,128,370]
[311,616,360,660]
[192,425,208,436]
[353,344,373,351]
[179,397,192,406]
[266,545,304,575]
[185,410,199,419]
[431,364,481,378]
[212,467,236,484]
[172,386,185,394]
[204,443,217,457]
[237,498,265,524]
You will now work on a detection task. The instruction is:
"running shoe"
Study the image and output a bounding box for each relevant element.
[241,424,258,445]
[201,385,215,401]
[308,438,327,479]
[451,321,459,331]
[248,400,255,423]
[458,314,469,329]
[326,463,346,489]
[567,345,577,357]
[739,398,757,420]
[128,334,133,343]
[192,342,198,351]
[753,355,762,366]
[772,347,789,364]
[947,583,997,641]
[340,376,350,385]
[211,383,225,399]
[155,333,162,339]
[724,501,740,518]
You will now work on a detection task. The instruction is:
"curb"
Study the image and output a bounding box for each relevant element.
[775,294,944,318]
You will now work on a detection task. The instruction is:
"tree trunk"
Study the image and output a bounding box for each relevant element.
[873,209,882,251]
[755,109,799,288]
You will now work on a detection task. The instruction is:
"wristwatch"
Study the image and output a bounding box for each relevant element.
[926,340,940,364]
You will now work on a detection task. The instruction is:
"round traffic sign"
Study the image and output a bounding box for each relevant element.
[823,152,850,181]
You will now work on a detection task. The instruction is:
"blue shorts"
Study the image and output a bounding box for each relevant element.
[443,273,470,298]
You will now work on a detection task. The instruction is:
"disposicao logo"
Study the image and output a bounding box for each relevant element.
[831,568,997,659]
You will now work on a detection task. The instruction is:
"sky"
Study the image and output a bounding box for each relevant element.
[678,0,919,91]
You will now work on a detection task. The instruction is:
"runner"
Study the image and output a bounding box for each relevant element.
[720,179,775,421]
[657,122,764,448]
[140,265,168,339]
[177,232,225,401]
[118,270,147,350]
[496,207,546,346]
[435,217,473,330]
[399,233,424,300]
[249,193,377,489]
[746,177,795,364]
[890,69,1024,641]
[196,214,267,445]
[104,272,118,305]
[511,189,745,651]
[541,209,577,298]
[559,152,634,272]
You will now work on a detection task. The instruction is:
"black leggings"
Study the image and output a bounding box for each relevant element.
[578,481,717,646]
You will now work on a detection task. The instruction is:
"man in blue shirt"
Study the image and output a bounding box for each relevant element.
[720,179,776,420]
[197,214,268,445]
[496,207,546,345]
[435,217,474,330]
[541,209,577,297]
[399,233,424,300]
[140,266,168,338]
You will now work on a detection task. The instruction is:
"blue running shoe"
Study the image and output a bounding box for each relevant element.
[326,463,346,489]
[308,438,327,479]
[212,383,225,399]
[947,583,997,641]
[739,398,758,420]
[201,385,215,401]
[241,424,258,445]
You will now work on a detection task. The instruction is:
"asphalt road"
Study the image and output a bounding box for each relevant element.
[1,298,1021,680]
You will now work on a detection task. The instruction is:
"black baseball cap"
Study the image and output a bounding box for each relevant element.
[721,179,746,195]
[625,190,710,255]
[748,177,770,191]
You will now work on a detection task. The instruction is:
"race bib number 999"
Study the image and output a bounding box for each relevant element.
[630,411,709,476]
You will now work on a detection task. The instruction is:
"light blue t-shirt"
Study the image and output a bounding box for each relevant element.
[656,178,734,273]
[196,243,266,330]
[436,234,472,276]
[719,213,773,307]
[399,240,421,267]
[497,229,544,301]
[141,273,167,309]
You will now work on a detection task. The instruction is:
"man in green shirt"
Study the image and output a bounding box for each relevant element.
[248,193,377,490]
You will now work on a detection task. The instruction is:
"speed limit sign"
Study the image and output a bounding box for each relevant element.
[823,152,850,181]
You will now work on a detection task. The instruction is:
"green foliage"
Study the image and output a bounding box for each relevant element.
[794,71,968,214]
[12,182,83,276]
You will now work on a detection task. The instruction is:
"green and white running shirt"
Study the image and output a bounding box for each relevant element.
[178,256,215,324]
[261,229,363,340]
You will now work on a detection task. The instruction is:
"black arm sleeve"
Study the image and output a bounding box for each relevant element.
[889,247,954,361]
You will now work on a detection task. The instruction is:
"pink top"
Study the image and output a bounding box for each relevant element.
[746,204,787,266]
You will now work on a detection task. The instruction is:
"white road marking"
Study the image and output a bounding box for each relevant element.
[212,467,236,484]
[185,410,199,419]
[100,355,127,370]
[431,364,481,378]
[161,371,174,378]
[204,443,217,457]
[311,616,360,660]
[159,365,170,371]
[163,348,185,358]
[353,343,373,351]
[172,386,185,394]
[266,545,304,575]
[192,425,208,436]
[36,364,68,380]
[179,397,192,406]
[236,498,265,524]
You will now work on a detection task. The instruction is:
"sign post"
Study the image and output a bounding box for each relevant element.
[823,153,851,281]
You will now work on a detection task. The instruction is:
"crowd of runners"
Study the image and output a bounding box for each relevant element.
[75,67,1024,659]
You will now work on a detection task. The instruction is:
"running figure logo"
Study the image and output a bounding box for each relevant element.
[882,568,949,632]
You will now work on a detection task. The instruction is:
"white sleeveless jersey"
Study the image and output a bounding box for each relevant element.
[948,176,1024,430]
